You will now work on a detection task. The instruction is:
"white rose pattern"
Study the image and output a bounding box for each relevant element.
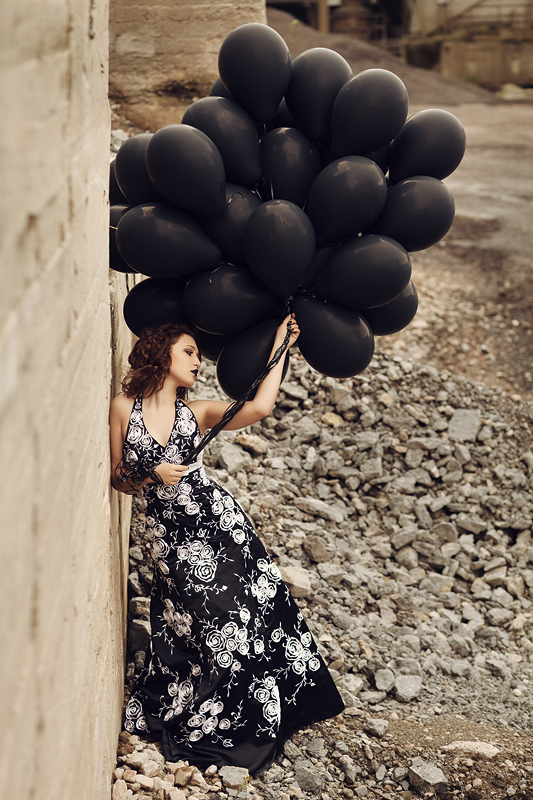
[122,394,344,769]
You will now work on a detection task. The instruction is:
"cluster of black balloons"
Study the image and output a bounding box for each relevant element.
[110,22,466,397]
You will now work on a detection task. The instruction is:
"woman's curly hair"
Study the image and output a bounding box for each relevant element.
[122,323,201,399]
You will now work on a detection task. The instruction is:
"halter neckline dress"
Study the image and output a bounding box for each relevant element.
[122,394,344,773]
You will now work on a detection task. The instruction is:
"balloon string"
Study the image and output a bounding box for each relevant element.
[224,192,247,240]
[182,319,293,466]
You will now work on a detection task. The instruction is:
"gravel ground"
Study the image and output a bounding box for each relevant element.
[113,347,533,800]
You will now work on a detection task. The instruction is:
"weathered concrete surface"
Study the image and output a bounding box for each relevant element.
[0,1,134,798]
[109,0,267,129]
[441,38,533,90]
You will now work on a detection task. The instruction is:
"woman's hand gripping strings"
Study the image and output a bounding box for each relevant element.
[153,462,189,486]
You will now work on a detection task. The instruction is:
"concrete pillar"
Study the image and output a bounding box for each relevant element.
[0,1,132,798]
[109,0,268,128]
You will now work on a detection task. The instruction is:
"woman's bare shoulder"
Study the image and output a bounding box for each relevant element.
[110,393,135,417]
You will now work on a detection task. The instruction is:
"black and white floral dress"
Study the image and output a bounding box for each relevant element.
[123,394,344,772]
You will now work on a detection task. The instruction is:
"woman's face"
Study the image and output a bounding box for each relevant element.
[168,334,201,387]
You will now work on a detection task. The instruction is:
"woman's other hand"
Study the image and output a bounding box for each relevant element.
[154,462,189,485]
[275,313,300,349]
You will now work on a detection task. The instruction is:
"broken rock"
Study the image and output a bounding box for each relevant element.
[409,758,448,794]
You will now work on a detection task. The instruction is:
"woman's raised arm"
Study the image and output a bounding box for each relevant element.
[189,314,300,434]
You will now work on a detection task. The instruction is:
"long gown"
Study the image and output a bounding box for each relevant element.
[122,394,344,773]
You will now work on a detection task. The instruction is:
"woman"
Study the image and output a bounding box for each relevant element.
[110,315,344,773]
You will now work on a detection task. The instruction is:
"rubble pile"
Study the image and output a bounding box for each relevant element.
[114,350,533,800]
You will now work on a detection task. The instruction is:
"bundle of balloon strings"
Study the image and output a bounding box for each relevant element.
[116,321,292,493]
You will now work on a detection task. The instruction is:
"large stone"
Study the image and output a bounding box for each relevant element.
[374,668,395,692]
[317,562,346,586]
[112,780,128,800]
[293,759,325,793]
[441,741,500,760]
[394,675,422,702]
[217,443,251,474]
[344,674,365,695]
[278,565,311,598]
[292,417,320,442]
[456,512,487,534]
[448,409,481,441]
[128,618,151,653]
[169,790,187,800]
[485,657,511,679]
[395,546,419,570]
[294,496,346,523]
[419,572,455,594]
[353,431,380,450]
[364,718,389,737]
[125,751,150,769]
[409,758,448,794]
[306,738,327,757]
[283,381,308,400]
[219,766,249,790]
[136,775,155,790]
[174,766,195,786]
[449,658,471,677]
[302,535,329,563]
[235,432,268,455]
[391,526,419,550]
[487,607,514,626]
[484,565,507,586]
[322,411,344,428]
[506,574,526,597]
[140,760,162,778]
[361,457,383,481]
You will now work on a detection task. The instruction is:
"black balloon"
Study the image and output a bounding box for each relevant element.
[299,245,337,289]
[123,278,188,337]
[110,205,135,273]
[331,69,408,158]
[201,183,261,267]
[258,127,321,208]
[306,156,387,246]
[361,280,418,335]
[183,264,276,336]
[182,97,260,188]
[218,23,291,123]
[244,200,316,298]
[267,99,299,132]
[315,234,411,309]
[365,143,391,175]
[285,48,352,143]
[116,203,221,278]
[217,317,288,400]
[389,109,466,184]
[196,330,229,362]
[146,125,226,217]
[369,175,455,252]
[209,77,233,99]
[114,134,165,206]
[109,160,128,205]
[293,295,374,378]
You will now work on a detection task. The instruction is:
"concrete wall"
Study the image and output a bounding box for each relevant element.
[0,1,133,798]
[407,0,529,36]
[109,0,268,128]
[440,38,533,88]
